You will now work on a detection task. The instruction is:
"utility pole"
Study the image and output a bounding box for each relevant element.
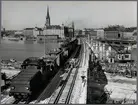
[0,32,2,44]
[72,21,74,38]
[130,43,132,77]
[43,26,46,58]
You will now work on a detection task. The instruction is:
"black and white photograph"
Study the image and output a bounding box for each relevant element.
[1,1,137,104]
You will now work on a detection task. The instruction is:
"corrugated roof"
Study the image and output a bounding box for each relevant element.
[11,66,39,85]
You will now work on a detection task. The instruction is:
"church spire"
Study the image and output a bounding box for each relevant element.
[45,6,50,26]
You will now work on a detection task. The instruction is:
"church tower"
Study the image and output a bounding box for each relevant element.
[45,6,50,26]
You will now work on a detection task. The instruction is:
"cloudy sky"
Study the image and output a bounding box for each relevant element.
[2,1,137,30]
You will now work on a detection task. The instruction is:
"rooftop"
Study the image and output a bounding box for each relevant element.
[46,25,62,29]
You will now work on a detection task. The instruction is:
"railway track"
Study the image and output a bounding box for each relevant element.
[12,99,22,104]
[48,45,83,104]
[34,45,81,103]
[12,97,30,104]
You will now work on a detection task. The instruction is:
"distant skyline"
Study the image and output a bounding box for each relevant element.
[2,1,137,30]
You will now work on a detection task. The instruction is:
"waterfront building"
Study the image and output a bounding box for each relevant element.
[94,29,104,39]
[23,28,35,37]
[123,32,133,40]
[42,6,74,40]
[104,31,124,40]
[15,30,23,35]
[43,6,65,39]
[85,28,104,40]
[43,25,65,39]
[34,27,43,36]
[90,30,97,39]
[23,27,43,38]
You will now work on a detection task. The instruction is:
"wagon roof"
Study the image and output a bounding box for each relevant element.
[11,66,39,85]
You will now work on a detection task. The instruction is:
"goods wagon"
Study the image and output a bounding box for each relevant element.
[9,57,58,100]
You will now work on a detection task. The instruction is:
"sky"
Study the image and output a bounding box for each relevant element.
[2,1,137,30]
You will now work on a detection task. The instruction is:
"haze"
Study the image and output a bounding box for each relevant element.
[2,1,137,30]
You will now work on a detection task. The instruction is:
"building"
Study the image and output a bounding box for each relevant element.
[64,26,74,38]
[123,32,133,40]
[15,30,23,35]
[43,25,64,38]
[104,31,124,40]
[95,29,104,39]
[23,28,35,37]
[132,29,137,40]
[45,6,50,27]
[23,27,43,38]
[90,31,97,38]
[42,6,74,39]
[43,6,65,39]
[35,27,43,36]
[84,28,104,39]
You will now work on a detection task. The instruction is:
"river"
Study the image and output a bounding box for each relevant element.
[0,39,62,61]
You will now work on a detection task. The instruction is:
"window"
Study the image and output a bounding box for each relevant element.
[125,55,129,58]
[110,58,112,63]
[118,34,120,38]
[118,54,120,58]
[122,56,124,60]
[115,42,120,44]
[40,38,42,41]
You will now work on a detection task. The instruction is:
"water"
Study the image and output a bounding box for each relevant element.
[0,39,62,61]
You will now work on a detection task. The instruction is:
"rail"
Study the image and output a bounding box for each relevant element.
[35,45,81,103]
[48,45,83,104]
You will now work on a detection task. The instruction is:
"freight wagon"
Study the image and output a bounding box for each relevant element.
[9,39,79,100]
[9,57,58,100]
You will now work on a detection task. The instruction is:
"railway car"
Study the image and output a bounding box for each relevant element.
[9,57,59,100]
[60,38,78,61]
[67,39,78,57]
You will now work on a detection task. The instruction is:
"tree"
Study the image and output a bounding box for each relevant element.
[104,25,125,31]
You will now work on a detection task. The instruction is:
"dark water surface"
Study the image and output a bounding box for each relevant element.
[0,39,62,61]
